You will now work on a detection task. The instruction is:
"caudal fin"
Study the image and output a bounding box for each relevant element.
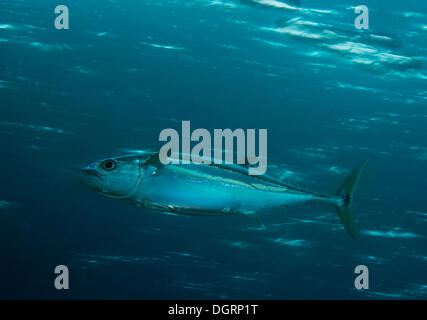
[334,160,368,239]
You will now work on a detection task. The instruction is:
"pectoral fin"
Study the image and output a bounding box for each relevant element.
[245,212,266,229]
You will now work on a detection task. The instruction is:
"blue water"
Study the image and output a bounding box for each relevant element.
[0,0,426,299]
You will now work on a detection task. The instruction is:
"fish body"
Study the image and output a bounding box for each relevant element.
[80,153,366,239]
[139,162,338,214]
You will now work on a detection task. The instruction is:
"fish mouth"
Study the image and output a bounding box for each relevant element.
[78,168,106,192]
[81,168,105,179]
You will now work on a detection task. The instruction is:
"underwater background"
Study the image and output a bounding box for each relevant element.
[0,0,426,299]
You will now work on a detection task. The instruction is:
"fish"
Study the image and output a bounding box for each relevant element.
[79,152,367,239]
[238,0,302,9]
[275,17,402,49]
[0,200,19,210]
[238,0,336,15]
[269,17,421,72]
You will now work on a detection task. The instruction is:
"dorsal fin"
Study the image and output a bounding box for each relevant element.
[143,152,163,169]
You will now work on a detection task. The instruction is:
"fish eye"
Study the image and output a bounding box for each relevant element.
[100,159,116,171]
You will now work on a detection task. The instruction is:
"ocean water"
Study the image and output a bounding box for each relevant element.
[0,0,426,299]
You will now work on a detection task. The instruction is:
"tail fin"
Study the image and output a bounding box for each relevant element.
[334,160,368,239]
